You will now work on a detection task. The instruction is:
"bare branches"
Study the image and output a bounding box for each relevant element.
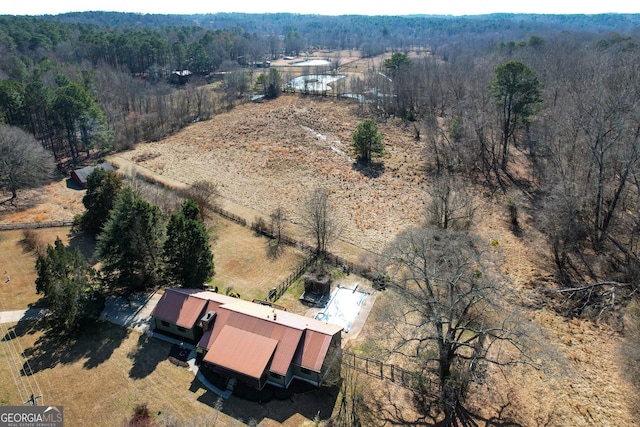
[549,281,637,321]
[0,124,55,203]
[381,226,531,425]
[299,187,342,261]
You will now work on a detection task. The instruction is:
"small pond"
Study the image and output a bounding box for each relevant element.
[287,74,345,92]
[314,285,368,333]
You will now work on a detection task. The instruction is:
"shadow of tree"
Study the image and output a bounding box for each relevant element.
[2,318,42,341]
[266,240,285,260]
[67,231,98,265]
[17,320,129,375]
[363,380,525,427]
[352,160,385,178]
[66,177,84,191]
[128,333,172,379]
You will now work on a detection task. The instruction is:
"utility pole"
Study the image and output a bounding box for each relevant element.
[25,393,43,406]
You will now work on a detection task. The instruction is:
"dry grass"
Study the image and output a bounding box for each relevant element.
[0,178,85,226]
[0,321,256,426]
[1,86,638,425]
[0,228,72,310]
[113,95,428,254]
[0,220,328,426]
[209,217,307,303]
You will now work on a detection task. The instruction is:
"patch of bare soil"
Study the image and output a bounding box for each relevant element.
[114,95,427,255]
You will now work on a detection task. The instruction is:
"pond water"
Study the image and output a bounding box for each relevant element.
[314,285,368,333]
[287,74,345,92]
[293,59,331,66]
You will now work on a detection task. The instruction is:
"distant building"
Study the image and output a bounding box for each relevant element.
[151,288,343,390]
[169,69,192,85]
[70,163,115,188]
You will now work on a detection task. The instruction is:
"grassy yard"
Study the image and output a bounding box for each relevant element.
[0,320,238,426]
[0,228,74,310]
[209,217,307,303]
[0,217,332,426]
[0,319,338,426]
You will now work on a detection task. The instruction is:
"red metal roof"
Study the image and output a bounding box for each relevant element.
[153,288,343,377]
[206,307,304,375]
[294,330,334,372]
[204,325,278,379]
[150,290,207,329]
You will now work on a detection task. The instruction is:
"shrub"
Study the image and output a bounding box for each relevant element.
[22,229,45,255]
[127,403,154,427]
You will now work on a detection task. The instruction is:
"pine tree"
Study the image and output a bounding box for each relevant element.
[80,167,123,236]
[488,60,542,170]
[163,200,214,288]
[96,187,164,289]
[352,119,384,162]
[35,237,98,331]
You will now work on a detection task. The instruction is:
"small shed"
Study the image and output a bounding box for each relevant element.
[70,163,115,189]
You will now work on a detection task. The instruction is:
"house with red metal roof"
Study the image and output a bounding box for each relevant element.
[150,288,343,390]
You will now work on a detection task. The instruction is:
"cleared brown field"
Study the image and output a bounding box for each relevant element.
[113,94,428,255]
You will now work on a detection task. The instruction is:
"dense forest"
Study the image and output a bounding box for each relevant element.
[1,12,639,156]
[2,11,640,424]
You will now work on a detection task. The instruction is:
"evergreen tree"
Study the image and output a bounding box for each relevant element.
[96,187,164,289]
[488,60,542,170]
[35,237,98,331]
[163,200,214,288]
[80,167,123,236]
[383,52,412,77]
[352,119,384,162]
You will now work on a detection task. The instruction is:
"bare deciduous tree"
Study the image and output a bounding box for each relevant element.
[426,172,476,230]
[0,124,55,204]
[300,187,341,263]
[383,226,530,425]
[269,205,287,245]
[182,180,220,221]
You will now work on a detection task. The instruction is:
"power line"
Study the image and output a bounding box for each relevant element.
[0,295,45,405]
[0,322,29,403]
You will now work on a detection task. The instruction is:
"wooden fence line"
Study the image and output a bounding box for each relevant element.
[268,254,316,302]
[342,350,421,391]
[0,220,74,231]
